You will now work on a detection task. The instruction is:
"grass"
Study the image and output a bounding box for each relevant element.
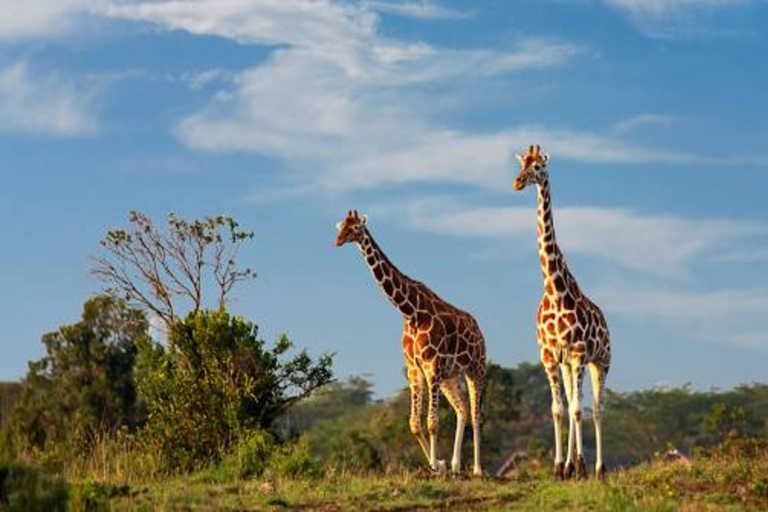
[6,439,768,510]
[93,447,768,511]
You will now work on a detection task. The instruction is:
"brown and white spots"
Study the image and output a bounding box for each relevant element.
[335,210,487,476]
[512,145,612,481]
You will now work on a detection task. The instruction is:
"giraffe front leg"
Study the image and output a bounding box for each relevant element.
[561,362,576,480]
[570,358,587,480]
[426,378,446,474]
[407,367,431,463]
[542,352,565,480]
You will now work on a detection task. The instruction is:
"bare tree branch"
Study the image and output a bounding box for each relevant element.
[91,211,255,329]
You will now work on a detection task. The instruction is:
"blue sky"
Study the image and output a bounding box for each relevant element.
[1,0,767,397]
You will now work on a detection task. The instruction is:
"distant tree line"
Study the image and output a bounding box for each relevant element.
[279,366,768,475]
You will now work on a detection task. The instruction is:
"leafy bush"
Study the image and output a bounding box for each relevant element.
[9,296,148,452]
[267,440,324,479]
[212,430,275,480]
[0,461,69,511]
[136,309,333,471]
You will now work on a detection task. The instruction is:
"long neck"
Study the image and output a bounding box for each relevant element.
[537,177,568,296]
[358,229,416,317]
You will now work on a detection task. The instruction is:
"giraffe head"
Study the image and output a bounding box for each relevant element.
[335,210,368,247]
[513,144,549,191]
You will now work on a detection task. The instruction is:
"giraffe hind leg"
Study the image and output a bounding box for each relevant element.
[426,378,446,473]
[542,353,565,480]
[465,372,484,477]
[407,367,432,465]
[569,359,588,480]
[560,362,576,480]
[588,362,608,480]
[440,376,469,474]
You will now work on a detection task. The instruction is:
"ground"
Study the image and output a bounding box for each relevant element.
[97,452,768,511]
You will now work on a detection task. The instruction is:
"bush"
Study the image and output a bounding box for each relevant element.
[9,296,148,453]
[267,440,324,479]
[136,309,333,471]
[0,461,69,511]
[212,430,275,480]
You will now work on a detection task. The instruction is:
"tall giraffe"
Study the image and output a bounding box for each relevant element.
[513,145,611,480]
[335,210,487,476]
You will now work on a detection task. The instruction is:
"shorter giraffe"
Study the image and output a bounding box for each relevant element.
[336,210,487,475]
[513,145,612,480]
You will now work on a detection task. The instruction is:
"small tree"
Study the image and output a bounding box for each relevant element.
[10,296,148,450]
[92,211,255,329]
[91,212,334,469]
[137,309,333,470]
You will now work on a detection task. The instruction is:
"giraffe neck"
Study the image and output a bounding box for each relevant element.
[537,177,570,298]
[358,228,418,317]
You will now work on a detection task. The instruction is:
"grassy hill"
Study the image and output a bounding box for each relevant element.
[5,440,765,510]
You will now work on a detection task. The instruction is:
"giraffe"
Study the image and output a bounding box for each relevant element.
[512,145,611,480]
[335,210,487,476]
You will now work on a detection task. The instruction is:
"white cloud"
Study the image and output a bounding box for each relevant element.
[177,69,239,91]
[598,285,768,350]
[613,113,675,134]
[376,196,768,351]
[0,61,99,137]
[102,0,723,192]
[0,0,96,41]
[604,0,752,38]
[364,0,471,20]
[605,0,744,18]
[376,197,768,274]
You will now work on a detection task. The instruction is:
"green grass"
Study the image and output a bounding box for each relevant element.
[7,440,768,511]
[95,449,768,511]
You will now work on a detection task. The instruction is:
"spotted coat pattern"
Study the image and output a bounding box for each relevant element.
[514,145,612,480]
[336,210,486,475]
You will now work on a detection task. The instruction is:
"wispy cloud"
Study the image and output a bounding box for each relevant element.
[604,0,752,38]
[176,69,239,91]
[375,197,768,275]
[598,285,768,350]
[0,0,94,41]
[375,196,768,351]
[0,61,99,137]
[605,0,744,18]
[101,0,723,192]
[364,0,472,20]
[613,113,675,134]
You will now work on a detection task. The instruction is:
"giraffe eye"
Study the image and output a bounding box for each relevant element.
[534,164,541,171]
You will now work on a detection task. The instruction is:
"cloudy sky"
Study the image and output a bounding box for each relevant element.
[1,0,767,396]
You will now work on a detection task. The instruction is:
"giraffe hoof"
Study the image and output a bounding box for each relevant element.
[563,461,575,480]
[554,462,565,480]
[576,455,588,480]
[596,464,607,481]
[431,460,447,475]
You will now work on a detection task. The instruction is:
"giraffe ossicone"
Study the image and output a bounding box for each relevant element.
[513,144,612,481]
[335,210,487,476]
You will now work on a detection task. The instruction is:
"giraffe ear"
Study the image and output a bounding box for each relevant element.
[514,152,524,164]
[335,222,343,231]
[542,154,549,164]
[361,214,368,225]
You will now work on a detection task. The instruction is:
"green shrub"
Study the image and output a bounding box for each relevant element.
[0,461,69,511]
[267,440,324,479]
[212,430,275,480]
[9,296,147,452]
[137,309,333,471]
